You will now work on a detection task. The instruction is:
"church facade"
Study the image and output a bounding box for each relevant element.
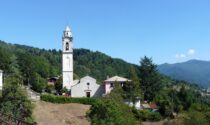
[62,26,104,97]
[71,76,104,97]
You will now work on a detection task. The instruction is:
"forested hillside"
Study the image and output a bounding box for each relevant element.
[0,40,139,84]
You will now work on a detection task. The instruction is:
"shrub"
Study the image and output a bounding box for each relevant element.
[132,109,161,121]
[41,94,98,105]
[88,99,138,125]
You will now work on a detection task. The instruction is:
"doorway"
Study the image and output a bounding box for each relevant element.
[86,92,91,98]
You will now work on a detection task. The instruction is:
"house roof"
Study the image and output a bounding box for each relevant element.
[104,76,131,82]
[149,103,158,109]
[142,104,150,109]
[71,76,97,87]
[47,77,59,80]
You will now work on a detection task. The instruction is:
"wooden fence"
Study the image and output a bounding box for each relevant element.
[0,112,36,125]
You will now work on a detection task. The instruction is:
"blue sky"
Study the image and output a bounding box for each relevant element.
[0,0,210,64]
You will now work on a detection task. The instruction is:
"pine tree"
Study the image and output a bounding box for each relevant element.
[139,56,162,101]
[125,66,142,104]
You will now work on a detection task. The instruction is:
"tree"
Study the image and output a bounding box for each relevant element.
[89,82,138,125]
[0,74,34,122]
[17,52,35,86]
[183,110,208,125]
[31,73,47,93]
[0,46,12,73]
[33,56,50,78]
[125,66,142,104]
[178,85,194,110]
[54,77,62,94]
[139,56,162,101]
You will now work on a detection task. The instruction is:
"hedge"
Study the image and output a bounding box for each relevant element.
[41,94,99,105]
[132,108,161,121]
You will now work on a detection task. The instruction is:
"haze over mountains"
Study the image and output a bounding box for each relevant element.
[158,60,210,88]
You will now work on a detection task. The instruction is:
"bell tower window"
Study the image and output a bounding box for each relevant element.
[66,42,69,51]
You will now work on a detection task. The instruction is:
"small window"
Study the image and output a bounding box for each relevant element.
[87,83,90,86]
[110,83,113,88]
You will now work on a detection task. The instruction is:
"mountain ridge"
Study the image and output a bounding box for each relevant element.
[158,59,210,87]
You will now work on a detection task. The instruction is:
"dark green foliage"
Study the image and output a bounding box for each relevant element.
[0,41,139,93]
[89,84,138,125]
[88,99,138,125]
[45,85,55,94]
[139,56,163,101]
[31,73,47,93]
[0,74,34,122]
[132,108,161,121]
[54,77,62,94]
[124,66,142,103]
[74,49,140,82]
[41,94,98,105]
[183,111,209,125]
[0,46,12,73]
[183,103,210,125]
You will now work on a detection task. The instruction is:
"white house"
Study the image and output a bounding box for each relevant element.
[71,76,104,97]
[0,70,3,90]
[125,99,141,109]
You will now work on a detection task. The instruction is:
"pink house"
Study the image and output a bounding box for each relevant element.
[104,76,131,94]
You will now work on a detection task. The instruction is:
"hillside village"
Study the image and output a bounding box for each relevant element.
[0,26,210,125]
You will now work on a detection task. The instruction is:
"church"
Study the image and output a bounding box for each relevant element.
[61,26,130,98]
[62,26,104,97]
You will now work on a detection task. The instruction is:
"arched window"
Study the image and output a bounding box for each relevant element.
[66,42,69,51]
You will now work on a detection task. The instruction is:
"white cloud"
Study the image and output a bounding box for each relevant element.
[180,54,186,58]
[175,54,179,58]
[175,54,186,58]
[175,49,196,59]
[187,49,195,55]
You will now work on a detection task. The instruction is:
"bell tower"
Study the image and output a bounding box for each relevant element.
[62,26,73,90]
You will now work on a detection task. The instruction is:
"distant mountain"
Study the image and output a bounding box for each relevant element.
[158,60,210,87]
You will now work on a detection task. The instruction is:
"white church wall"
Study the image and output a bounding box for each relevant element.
[71,76,104,97]
[62,72,73,90]
[62,54,73,72]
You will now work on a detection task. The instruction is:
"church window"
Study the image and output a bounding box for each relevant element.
[87,83,90,86]
[66,42,69,50]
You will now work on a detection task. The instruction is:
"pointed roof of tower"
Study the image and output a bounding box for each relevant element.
[65,26,71,32]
